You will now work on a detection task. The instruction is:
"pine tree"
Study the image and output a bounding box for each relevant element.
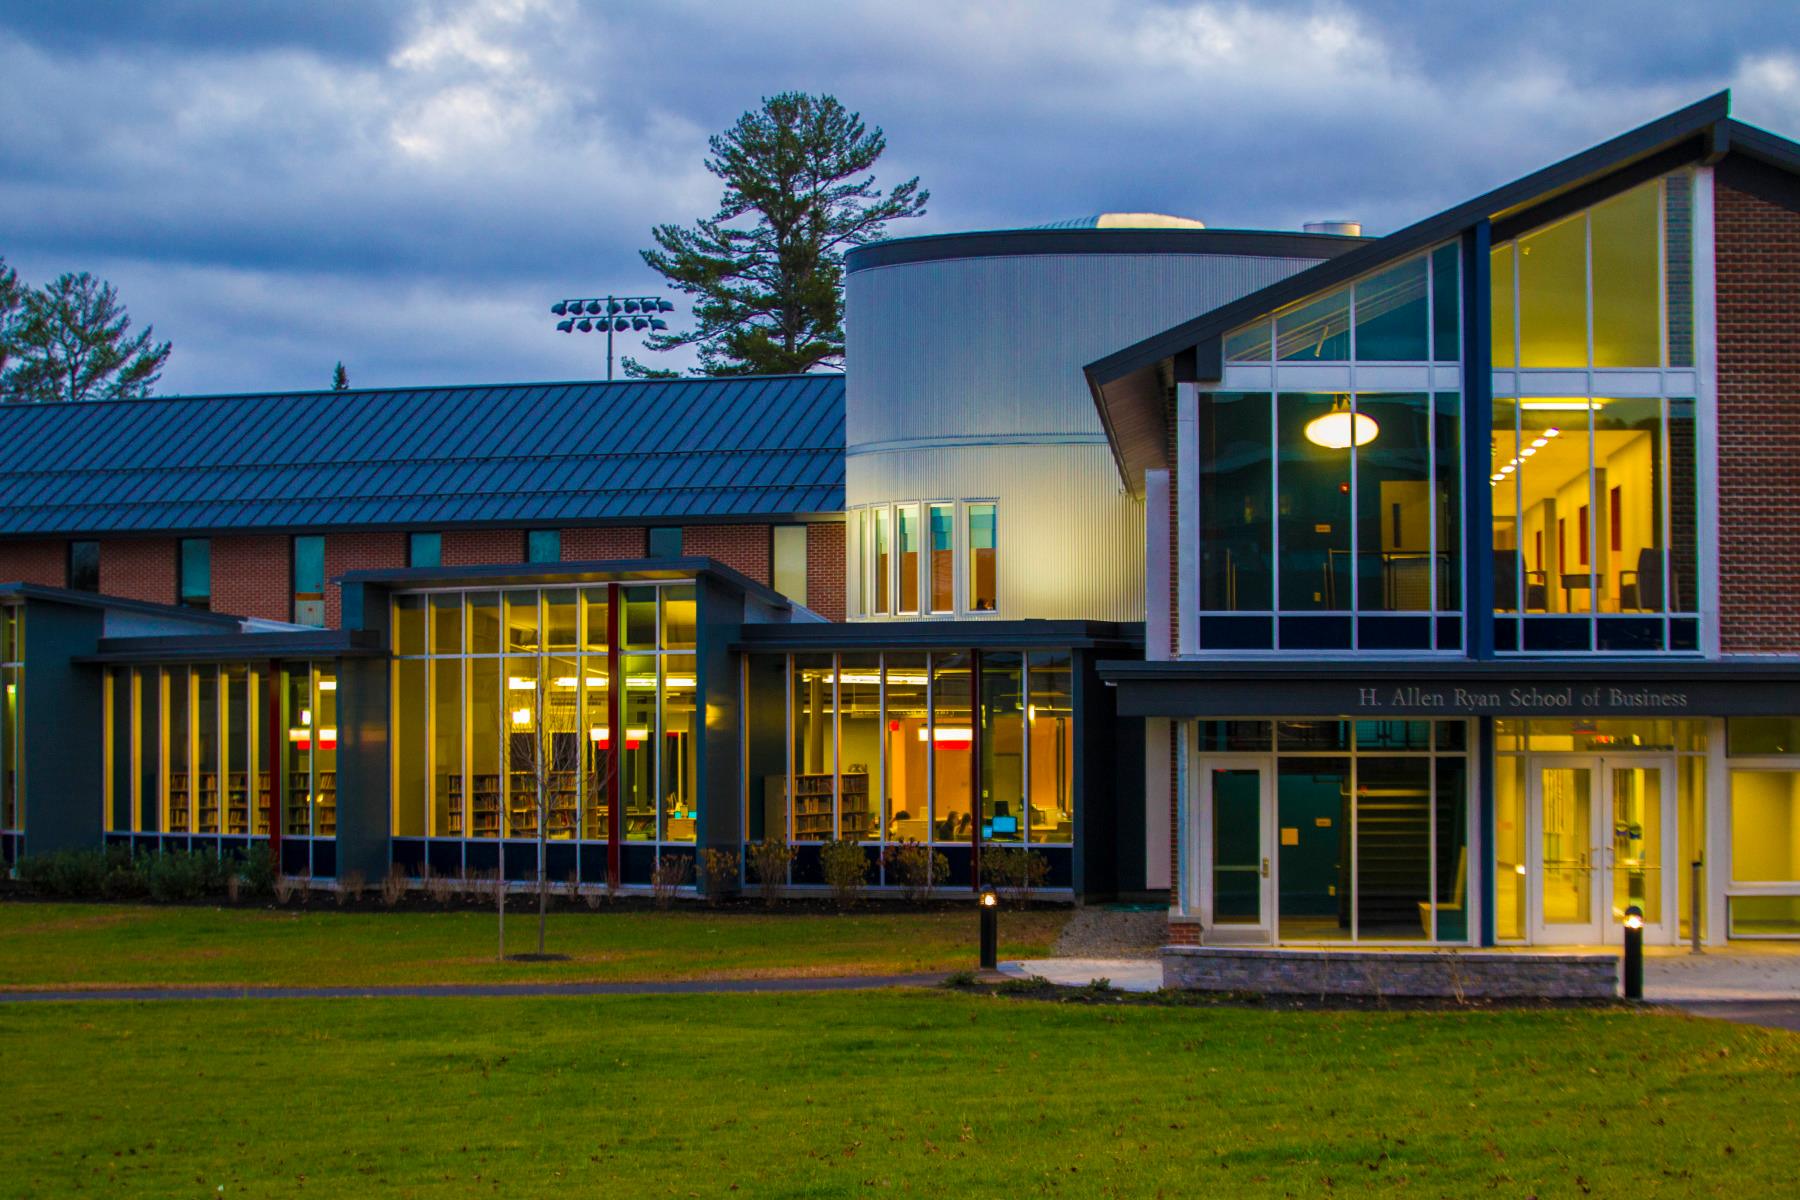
[628,92,927,377]
[332,362,349,391]
[4,271,170,403]
[0,257,23,392]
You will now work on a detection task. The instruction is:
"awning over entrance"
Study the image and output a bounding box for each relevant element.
[1099,659,1800,719]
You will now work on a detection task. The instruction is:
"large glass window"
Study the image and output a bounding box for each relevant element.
[883,654,929,843]
[293,535,325,626]
[968,504,997,612]
[1730,772,1800,885]
[931,653,973,842]
[67,541,99,593]
[1025,654,1074,844]
[791,654,836,841]
[928,504,954,614]
[1197,392,1272,612]
[1,607,20,834]
[979,653,1024,843]
[178,538,210,610]
[838,654,880,840]
[896,505,921,614]
[1226,249,1458,366]
[871,508,890,616]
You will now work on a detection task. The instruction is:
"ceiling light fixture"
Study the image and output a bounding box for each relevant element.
[1303,395,1379,449]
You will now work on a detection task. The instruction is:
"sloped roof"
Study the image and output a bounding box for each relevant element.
[1084,90,1800,493]
[0,374,845,536]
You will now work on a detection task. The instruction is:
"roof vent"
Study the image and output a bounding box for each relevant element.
[1304,220,1362,237]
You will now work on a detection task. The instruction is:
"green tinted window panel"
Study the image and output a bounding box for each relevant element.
[1353,257,1428,361]
[1276,288,1350,361]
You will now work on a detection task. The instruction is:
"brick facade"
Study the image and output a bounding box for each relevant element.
[0,540,64,587]
[1715,162,1800,652]
[682,525,771,584]
[806,521,845,622]
[562,526,646,561]
[324,532,407,628]
[441,529,529,568]
[209,536,290,623]
[99,539,178,606]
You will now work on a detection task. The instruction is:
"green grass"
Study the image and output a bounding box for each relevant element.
[1,992,1796,1197]
[0,903,1067,989]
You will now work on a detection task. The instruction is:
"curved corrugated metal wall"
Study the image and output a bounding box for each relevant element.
[845,250,1324,621]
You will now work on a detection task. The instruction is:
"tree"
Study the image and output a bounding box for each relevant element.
[331,362,349,391]
[0,257,23,384]
[510,668,588,958]
[4,271,171,403]
[629,92,927,377]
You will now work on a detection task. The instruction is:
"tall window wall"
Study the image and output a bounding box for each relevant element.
[746,649,1075,876]
[1725,719,1800,937]
[1,605,20,839]
[1489,174,1699,652]
[389,582,697,848]
[850,501,999,619]
[1207,247,1462,651]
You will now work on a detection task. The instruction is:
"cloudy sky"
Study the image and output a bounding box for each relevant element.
[2,0,1796,395]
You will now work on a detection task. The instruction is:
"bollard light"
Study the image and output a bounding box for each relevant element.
[978,886,998,970]
[1622,904,1645,1001]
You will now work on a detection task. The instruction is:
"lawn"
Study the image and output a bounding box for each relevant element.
[1,991,1796,1198]
[0,902,1068,989]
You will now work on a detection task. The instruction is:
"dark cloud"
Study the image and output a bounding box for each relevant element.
[0,0,1795,394]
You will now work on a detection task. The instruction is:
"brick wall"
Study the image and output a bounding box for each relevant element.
[684,524,770,585]
[1715,163,1800,652]
[562,527,646,561]
[0,541,63,587]
[325,532,407,628]
[99,539,178,606]
[210,536,290,622]
[441,530,528,568]
[806,522,845,622]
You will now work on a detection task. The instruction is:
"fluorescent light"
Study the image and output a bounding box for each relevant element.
[1530,436,1549,448]
[1519,447,1536,458]
[507,677,535,690]
[510,707,531,726]
[318,680,337,691]
[1519,399,1602,411]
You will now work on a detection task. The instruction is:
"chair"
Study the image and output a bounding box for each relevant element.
[1619,548,1671,612]
[1419,846,1468,937]
[1492,550,1547,612]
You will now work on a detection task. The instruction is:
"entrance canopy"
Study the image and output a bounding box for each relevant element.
[1100,658,1800,719]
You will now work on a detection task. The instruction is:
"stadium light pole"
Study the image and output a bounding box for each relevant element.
[550,295,675,381]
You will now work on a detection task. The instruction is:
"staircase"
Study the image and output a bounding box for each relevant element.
[1351,795,1432,931]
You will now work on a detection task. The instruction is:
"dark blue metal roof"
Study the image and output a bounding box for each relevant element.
[0,374,845,536]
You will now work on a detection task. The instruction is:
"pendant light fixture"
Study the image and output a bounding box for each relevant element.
[1304,394,1379,449]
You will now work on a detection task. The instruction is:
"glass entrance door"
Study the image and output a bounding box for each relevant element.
[1198,762,1271,942]
[1530,757,1673,944]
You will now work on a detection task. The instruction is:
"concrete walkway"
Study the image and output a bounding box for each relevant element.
[0,972,950,1004]
[998,958,1161,992]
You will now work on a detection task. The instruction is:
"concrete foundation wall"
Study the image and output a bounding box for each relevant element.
[1162,945,1619,999]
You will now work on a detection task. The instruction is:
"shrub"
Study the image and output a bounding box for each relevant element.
[235,843,276,897]
[981,846,1050,907]
[818,838,870,909]
[101,846,148,899]
[747,837,794,908]
[650,854,694,909]
[698,847,741,903]
[337,869,367,906]
[423,870,458,907]
[379,865,408,908]
[143,850,212,902]
[881,839,948,904]
[19,849,108,897]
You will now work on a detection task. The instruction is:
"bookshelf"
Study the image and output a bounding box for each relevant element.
[197,771,220,834]
[793,771,872,840]
[168,771,192,833]
[450,773,503,838]
[226,771,251,835]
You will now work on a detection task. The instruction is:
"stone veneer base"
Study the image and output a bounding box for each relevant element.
[1162,945,1620,999]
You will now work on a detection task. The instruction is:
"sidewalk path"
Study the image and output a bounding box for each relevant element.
[0,972,950,1004]
[998,958,1161,992]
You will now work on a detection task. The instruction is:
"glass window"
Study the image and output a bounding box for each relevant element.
[408,532,441,568]
[466,658,501,838]
[838,654,881,841]
[165,668,191,832]
[1730,895,1800,937]
[467,592,500,655]
[979,652,1024,844]
[744,655,788,843]
[504,656,538,838]
[872,508,890,616]
[930,653,973,843]
[1276,287,1349,361]
[1025,653,1074,844]
[1731,771,1800,884]
[1495,755,1526,939]
[505,589,539,652]
[1434,756,1470,941]
[527,529,561,564]
[883,654,929,843]
[542,590,578,652]
[430,593,462,655]
[431,657,461,837]
[394,657,427,836]
[582,655,612,841]
[178,538,210,609]
[393,595,425,656]
[1196,721,1272,752]
[773,525,809,606]
[283,666,311,837]
[67,540,99,592]
[1198,392,1272,611]
[648,527,683,558]
[1590,181,1661,368]
[967,504,997,612]
[581,587,611,652]
[314,670,337,838]
[661,585,696,651]
[1434,393,1462,612]
[193,667,220,834]
[792,654,835,841]
[661,654,697,843]
[1490,244,1516,369]
[1224,320,1271,363]
[1276,393,1351,610]
[1730,719,1800,756]
[543,655,580,841]
[293,536,325,627]
[1,655,18,832]
[1276,756,1348,940]
[1353,393,1434,612]
[229,667,256,834]
[622,586,657,650]
[1353,257,1428,361]
[1431,243,1460,362]
[1517,214,1587,368]
[897,505,921,614]
[927,504,954,614]
[621,653,656,841]
[1354,755,1432,941]
[1665,173,1695,367]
